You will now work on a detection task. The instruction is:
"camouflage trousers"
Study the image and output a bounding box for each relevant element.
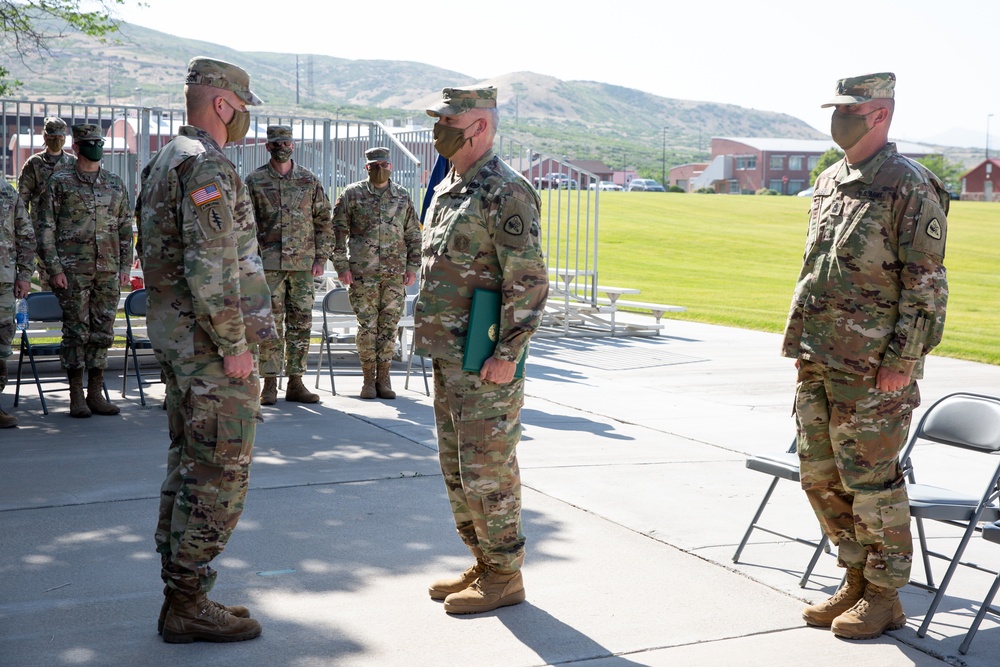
[154,352,262,595]
[0,285,13,393]
[53,271,120,370]
[260,270,315,377]
[347,277,405,365]
[433,357,525,572]
[795,359,919,589]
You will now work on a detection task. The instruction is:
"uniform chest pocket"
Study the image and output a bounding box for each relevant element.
[95,192,114,215]
[835,202,871,250]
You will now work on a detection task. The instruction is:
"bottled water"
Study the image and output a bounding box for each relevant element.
[15,297,28,331]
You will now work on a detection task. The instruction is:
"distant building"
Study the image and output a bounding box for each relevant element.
[688,137,934,195]
[668,162,708,192]
[960,158,1000,201]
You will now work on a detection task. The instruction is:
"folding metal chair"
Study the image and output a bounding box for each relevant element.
[900,392,1000,638]
[733,437,831,588]
[313,288,357,395]
[960,520,1000,654]
[120,289,160,406]
[12,291,110,415]
[401,280,430,396]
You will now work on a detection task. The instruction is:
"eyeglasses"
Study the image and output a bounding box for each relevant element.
[369,161,391,169]
[78,139,105,148]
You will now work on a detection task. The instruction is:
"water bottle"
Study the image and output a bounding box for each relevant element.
[15,298,28,331]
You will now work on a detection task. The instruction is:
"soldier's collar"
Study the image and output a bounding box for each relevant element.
[440,149,495,194]
[837,143,894,185]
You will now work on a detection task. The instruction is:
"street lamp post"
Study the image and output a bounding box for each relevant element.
[988,114,994,160]
[134,86,142,109]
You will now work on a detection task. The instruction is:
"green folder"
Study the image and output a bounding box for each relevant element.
[462,288,528,378]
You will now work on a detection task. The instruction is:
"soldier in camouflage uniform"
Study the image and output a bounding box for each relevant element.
[247,125,333,405]
[0,181,35,428]
[137,56,275,644]
[416,86,548,614]
[782,73,949,640]
[37,124,132,418]
[332,146,421,399]
[17,117,76,287]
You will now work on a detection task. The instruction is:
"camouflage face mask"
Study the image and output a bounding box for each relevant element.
[831,109,876,151]
[270,146,293,163]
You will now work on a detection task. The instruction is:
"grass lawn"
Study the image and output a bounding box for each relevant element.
[547,192,1000,366]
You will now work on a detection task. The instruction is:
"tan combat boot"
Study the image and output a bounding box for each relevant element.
[161,590,261,643]
[360,363,377,399]
[260,377,278,406]
[375,361,396,399]
[86,368,120,416]
[157,586,250,635]
[429,558,487,601]
[830,582,906,639]
[802,567,865,627]
[0,405,18,428]
[443,566,525,614]
[285,375,319,403]
[67,368,91,418]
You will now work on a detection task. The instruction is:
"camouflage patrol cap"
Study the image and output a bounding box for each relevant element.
[365,146,390,164]
[266,125,293,143]
[821,72,896,108]
[43,117,68,136]
[185,56,263,106]
[426,86,497,117]
[71,124,102,142]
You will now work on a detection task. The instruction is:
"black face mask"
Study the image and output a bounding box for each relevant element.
[77,141,104,162]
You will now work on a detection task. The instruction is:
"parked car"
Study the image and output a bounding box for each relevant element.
[533,173,578,189]
[626,178,665,192]
[797,186,815,197]
[588,180,623,191]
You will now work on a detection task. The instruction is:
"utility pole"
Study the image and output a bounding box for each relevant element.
[661,127,667,186]
[296,55,300,106]
[988,114,994,160]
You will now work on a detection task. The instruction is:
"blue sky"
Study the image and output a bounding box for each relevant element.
[116,0,1000,148]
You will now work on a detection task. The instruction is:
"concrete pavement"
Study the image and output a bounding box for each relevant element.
[2,315,999,666]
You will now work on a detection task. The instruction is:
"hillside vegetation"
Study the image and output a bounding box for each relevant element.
[583,193,999,365]
[4,19,822,177]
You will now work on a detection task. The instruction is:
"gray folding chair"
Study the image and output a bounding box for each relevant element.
[733,437,831,588]
[960,520,1000,654]
[900,392,1000,638]
[314,288,357,395]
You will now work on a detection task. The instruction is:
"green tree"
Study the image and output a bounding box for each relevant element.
[916,154,965,192]
[809,148,845,186]
[0,0,132,95]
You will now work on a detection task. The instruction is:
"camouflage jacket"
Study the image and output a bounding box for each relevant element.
[37,165,132,276]
[331,178,421,278]
[414,149,548,364]
[782,143,949,379]
[17,150,76,226]
[0,181,36,283]
[137,125,276,361]
[245,160,333,271]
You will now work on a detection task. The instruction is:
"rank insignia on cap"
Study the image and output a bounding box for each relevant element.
[927,218,942,240]
[190,182,222,207]
[503,215,524,236]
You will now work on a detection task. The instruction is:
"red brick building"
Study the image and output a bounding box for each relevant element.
[960,158,1000,201]
[686,137,933,195]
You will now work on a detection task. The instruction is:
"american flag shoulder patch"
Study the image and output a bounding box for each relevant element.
[190,182,223,207]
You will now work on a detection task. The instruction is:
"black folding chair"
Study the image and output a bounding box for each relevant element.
[120,289,160,406]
